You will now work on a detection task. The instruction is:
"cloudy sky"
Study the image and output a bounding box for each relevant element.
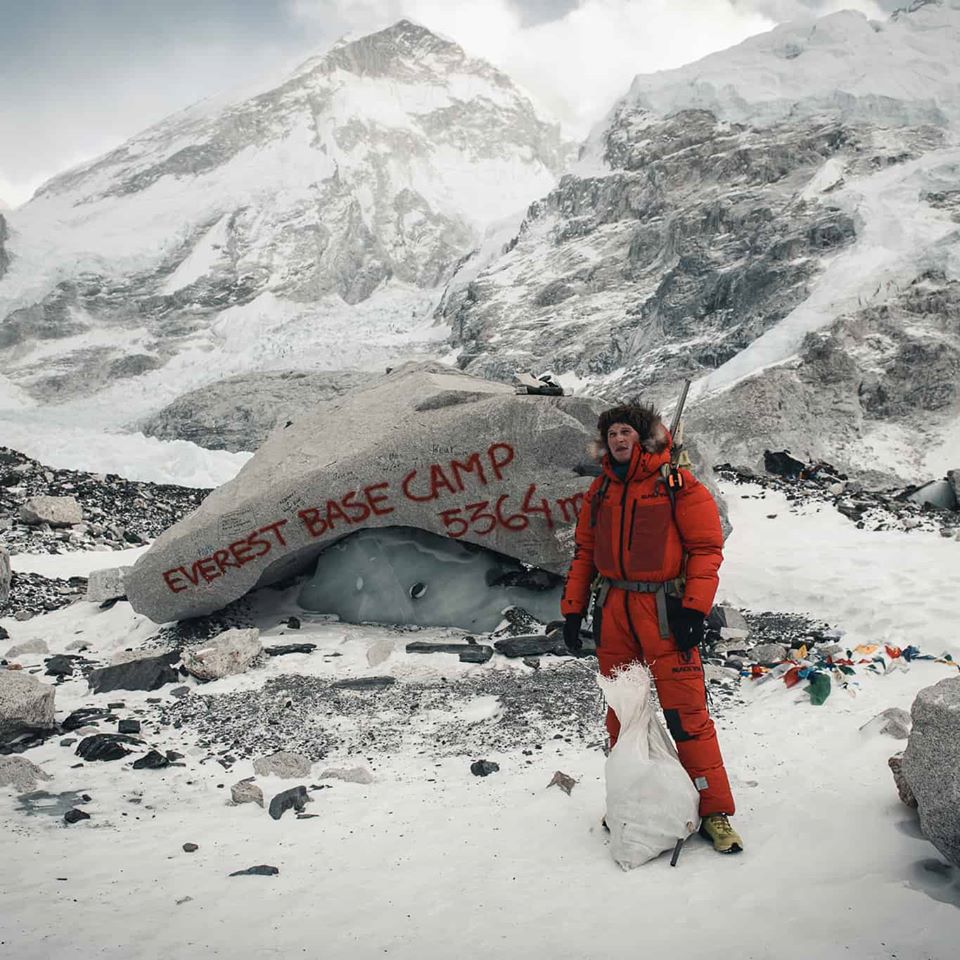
[0,0,898,208]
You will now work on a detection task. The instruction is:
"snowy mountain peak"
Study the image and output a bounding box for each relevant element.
[0,21,571,421]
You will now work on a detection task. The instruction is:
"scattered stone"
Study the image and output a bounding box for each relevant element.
[366,639,394,667]
[459,646,494,664]
[493,634,565,659]
[862,707,912,740]
[169,686,191,699]
[4,638,49,660]
[176,897,193,905]
[118,719,141,735]
[44,655,83,678]
[264,643,317,657]
[88,652,180,694]
[902,677,960,866]
[253,751,312,779]
[231,779,264,807]
[330,676,396,690]
[268,785,310,820]
[522,657,541,670]
[182,628,262,681]
[182,843,199,853]
[0,671,56,745]
[59,738,76,747]
[229,864,279,877]
[286,617,301,630]
[76,733,140,762]
[547,770,577,795]
[62,707,114,730]
[763,450,807,479]
[85,567,129,603]
[319,765,375,785]
[470,759,500,777]
[165,750,184,761]
[751,643,789,664]
[107,702,125,710]
[0,755,53,791]
[132,750,169,770]
[889,754,918,808]
[19,496,83,527]
[64,808,90,825]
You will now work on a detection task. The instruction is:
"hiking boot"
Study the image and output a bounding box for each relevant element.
[699,814,743,854]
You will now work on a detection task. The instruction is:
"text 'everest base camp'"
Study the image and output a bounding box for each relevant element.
[3,6,960,960]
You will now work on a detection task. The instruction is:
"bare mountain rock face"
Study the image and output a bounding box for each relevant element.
[140,370,377,452]
[439,4,960,480]
[0,20,570,418]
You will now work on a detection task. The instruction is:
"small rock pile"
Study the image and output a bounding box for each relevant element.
[0,446,208,554]
[715,457,960,536]
[0,572,88,620]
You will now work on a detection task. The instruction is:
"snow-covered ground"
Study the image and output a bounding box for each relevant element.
[2,478,958,959]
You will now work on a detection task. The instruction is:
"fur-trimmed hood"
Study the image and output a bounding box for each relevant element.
[588,408,671,462]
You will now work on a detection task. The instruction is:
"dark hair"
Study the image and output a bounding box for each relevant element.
[597,402,661,444]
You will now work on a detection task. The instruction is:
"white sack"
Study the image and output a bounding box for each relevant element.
[598,662,700,870]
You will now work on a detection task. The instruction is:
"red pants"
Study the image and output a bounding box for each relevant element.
[596,588,736,817]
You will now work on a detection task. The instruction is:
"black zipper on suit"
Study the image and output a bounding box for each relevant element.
[617,471,642,650]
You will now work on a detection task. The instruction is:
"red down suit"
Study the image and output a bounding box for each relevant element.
[562,441,735,816]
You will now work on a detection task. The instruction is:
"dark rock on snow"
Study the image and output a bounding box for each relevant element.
[64,808,90,824]
[75,733,141,762]
[268,785,311,820]
[132,750,170,770]
[264,643,317,656]
[229,864,279,877]
[87,652,180,694]
[470,760,500,777]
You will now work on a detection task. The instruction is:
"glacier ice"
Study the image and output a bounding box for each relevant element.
[297,526,562,632]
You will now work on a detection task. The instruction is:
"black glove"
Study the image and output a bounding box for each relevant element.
[562,613,583,653]
[665,596,705,652]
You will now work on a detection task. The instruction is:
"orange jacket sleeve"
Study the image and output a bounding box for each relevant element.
[561,476,602,616]
[673,469,724,614]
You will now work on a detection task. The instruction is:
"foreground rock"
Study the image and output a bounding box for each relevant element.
[231,779,264,807]
[0,672,56,745]
[0,755,53,791]
[127,362,608,622]
[87,652,180,694]
[252,751,312,779]
[85,567,130,603]
[903,677,960,867]
[182,628,262,681]
[19,496,83,527]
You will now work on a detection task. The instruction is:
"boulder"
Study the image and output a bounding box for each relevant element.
[0,671,56,744]
[0,543,10,604]
[19,496,83,527]
[125,362,615,623]
[87,652,180,693]
[182,628,262,681]
[902,677,960,867]
[85,566,130,603]
[252,750,312,779]
[231,779,265,806]
[4,638,50,660]
[889,754,917,808]
[751,643,788,664]
[907,479,957,512]
[319,765,375,785]
[0,755,53,791]
[948,468,960,507]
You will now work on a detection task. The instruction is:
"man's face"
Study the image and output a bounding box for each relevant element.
[607,422,640,463]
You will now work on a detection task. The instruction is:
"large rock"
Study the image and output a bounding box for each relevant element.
[19,496,83,527]
[125,362,610,622]
[902,677,960,867]
[0,671,56,744]
[0,543,10,604]
[140,370,377,453]
[252,751,312,779]
[0,755,53,791]
[85,566,130,603]
[87,651,180,693]
[182,628,262,681]
[948,468,960,506]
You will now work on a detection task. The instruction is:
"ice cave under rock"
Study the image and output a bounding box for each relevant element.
[298,526,562,631]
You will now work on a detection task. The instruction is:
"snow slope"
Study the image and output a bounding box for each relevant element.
[2,479,959,958]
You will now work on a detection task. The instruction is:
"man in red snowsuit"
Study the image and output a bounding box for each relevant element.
[561,402,743,854]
